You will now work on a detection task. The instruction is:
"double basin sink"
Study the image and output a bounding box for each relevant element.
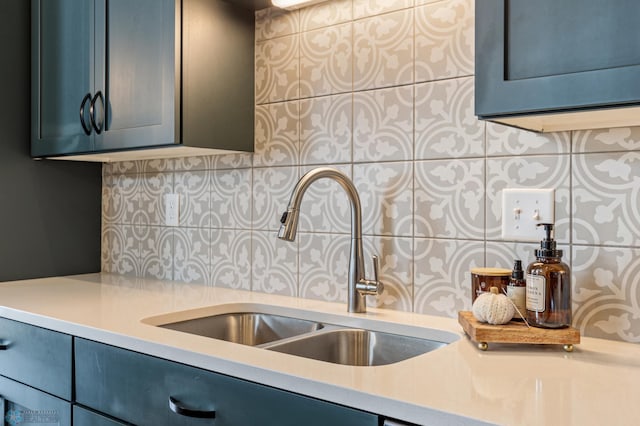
[146,306,458,367]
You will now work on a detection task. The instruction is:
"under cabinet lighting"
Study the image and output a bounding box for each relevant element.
[272,0,328,10]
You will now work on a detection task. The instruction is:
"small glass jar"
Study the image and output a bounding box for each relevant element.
[471,267,511,302]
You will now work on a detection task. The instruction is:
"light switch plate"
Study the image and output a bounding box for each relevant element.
[501,188,555,241]
[165,193,179,227]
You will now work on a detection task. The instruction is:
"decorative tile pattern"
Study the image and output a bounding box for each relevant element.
[300,0,352,32]
[254,101,299,167]
[300,94,352,165]
[252,230,297,296]
[573,152,640,246]
[573,126,640,153]
[485,241,542,271]
[414,238,485,315]
[255,7,299,42]
[252,167,299,231]
[99,4,640,344]
[174,228,210,284]
[103,174,139,225]
[573,245,640,341]
[353,9,414,90]
[172,156,213,172]
[255,35,299,105]
[365,236,413,312]
[486,156,571,242]
[210,154,253,170]
[415,159,484,239]
[354,86,413,162]
[174,171,210,228]
[211,229,252,290]
[353,0,413,19]
[300,23,352,98]
[103,161,139,176]
[355,162,413,236]
[140,159,173,173]
[298,232,351,302]
[415,77,483,159]
[211,168,253,229]
[138,173,173,226]
[173,154,253,172]
[415,0,474,82]
[487,122,570,156]
[101,224,140,275]
[138,226,173,280]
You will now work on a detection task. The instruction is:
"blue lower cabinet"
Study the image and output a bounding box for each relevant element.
[0,317,72,401]
[75,338,379,426]
[0,376,71,426]
[72,405,128,426]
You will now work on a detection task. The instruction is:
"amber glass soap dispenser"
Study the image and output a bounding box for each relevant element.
[526,223,572,328]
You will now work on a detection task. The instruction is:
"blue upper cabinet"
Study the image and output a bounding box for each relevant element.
[31,0,255,161]
[475,0,640,132]
[31,0,97,155]
[95,0,176,152]
[32,0,174,157]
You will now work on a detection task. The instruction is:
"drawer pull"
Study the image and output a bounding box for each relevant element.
[169,396,216,419]
[0,340,10,350]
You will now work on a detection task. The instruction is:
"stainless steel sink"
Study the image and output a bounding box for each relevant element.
[148,304,456,366]
[266,328,446,366]
[159,312,324,346]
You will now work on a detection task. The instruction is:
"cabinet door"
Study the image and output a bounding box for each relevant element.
[75,338,378,426]
[475,0,640,118]
[73,405,128,426]
[0,376,71,426]
[94,0,176,151]
[31,0,96,156]
[0,317,72,401]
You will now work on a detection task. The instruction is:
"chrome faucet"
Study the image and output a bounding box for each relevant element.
[278,167,383,313]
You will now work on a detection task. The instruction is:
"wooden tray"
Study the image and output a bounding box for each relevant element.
[458,311,580,352]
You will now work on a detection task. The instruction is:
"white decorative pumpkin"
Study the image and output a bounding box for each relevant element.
[472,287,515,325]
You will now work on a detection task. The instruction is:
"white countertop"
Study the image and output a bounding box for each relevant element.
[1,273,638,425]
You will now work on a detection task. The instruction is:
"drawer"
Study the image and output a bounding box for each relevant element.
[73,405,129,426]
[0,317,72,400]
[75,338,378,426]
[0,375,71,426]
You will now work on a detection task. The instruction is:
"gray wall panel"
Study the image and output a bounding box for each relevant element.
[0,0,101,281]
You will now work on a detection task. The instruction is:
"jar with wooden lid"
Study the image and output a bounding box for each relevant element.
[471,267,511,302]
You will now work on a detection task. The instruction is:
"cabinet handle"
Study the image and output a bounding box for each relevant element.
[169,396,216,419]
[89,91,105,135]
[0,339,9,350]
[79,93,92,135]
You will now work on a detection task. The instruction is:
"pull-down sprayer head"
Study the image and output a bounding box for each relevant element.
[277,209,300,242]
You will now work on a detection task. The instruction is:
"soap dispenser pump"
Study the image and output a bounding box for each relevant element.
[526,223,571,328]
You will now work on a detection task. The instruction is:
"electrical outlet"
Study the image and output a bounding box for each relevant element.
[165,194,179,227]
[501,188,554,241]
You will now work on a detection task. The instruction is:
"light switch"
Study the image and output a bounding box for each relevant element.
[501,188,554,241]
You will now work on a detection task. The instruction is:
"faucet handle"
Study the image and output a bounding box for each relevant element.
[372,255,380,284]
[357,255,384,296]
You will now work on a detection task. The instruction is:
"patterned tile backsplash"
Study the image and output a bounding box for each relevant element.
[102,0,640,343]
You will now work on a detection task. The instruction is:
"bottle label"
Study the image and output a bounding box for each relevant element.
[526,274,546,312]
[507,286,526,319]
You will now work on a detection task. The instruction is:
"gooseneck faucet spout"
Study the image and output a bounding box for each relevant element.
[278,167,383,313]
